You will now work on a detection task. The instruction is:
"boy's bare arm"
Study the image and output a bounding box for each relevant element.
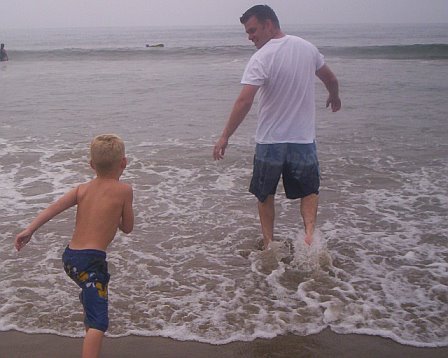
[15,187,79,251]
[118,185,134,234]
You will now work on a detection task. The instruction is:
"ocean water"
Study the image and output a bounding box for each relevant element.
[0,24,447,347]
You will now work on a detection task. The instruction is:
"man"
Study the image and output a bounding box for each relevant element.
[213,5,341,250]
[0,43,8,61]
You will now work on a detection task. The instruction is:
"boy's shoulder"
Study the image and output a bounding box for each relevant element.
[78,178,133,196]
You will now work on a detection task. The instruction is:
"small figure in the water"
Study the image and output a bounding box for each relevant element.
[146,43,164,48]
[0,43,9,61]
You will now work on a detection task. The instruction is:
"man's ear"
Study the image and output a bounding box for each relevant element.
[90,159,95,170]
[265,19,274,32]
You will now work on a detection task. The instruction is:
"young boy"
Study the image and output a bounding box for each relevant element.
[15,134,134,358]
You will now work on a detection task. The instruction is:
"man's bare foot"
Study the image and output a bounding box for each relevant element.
[263,239,272,250]
[304,234,313,246]
[256,238,274,250]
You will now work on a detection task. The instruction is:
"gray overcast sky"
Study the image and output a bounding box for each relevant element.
[1,0,447,29]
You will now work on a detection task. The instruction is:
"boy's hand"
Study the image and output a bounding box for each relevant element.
[15,229,33,251]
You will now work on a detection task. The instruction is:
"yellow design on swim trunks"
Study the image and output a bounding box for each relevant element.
[95,282,108,299]
[78,271,89,282]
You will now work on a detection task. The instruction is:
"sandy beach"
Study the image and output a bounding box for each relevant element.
[1,329,447,357]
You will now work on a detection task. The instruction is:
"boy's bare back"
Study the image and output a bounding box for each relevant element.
[70,178,133,251]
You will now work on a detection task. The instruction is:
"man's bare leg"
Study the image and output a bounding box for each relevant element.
[301,194,318,245]
[258,195,275,250]
[82,328,104,358]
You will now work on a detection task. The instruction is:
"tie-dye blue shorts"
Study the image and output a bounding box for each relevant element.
[249,142,320,202]
[62,246,110,332]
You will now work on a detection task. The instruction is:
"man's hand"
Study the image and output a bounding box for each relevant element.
[213,136,229,160]
[326,95,341,112]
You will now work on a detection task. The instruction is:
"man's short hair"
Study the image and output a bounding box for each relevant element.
[240,5,280,29]
[90,134,125,174]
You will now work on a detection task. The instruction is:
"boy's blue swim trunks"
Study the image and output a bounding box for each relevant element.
[62,246,110,332]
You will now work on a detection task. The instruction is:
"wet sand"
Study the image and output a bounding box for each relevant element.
[1,329,447,357]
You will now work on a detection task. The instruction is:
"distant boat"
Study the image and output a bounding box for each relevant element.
[146,43,164,48]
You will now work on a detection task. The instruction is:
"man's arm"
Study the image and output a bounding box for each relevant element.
[15,187,79,251]
[213,84,259,160]
[316,64,341,112]
[119,185,134,234]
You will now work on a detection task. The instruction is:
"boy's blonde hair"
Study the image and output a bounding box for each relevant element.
[90,134,125,174]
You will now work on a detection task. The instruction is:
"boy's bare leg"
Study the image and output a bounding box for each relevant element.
[301,194,318,245]
[82,328,104,358]
[258,195,275,250]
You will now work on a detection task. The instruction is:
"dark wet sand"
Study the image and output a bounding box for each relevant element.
[1,328,447,357]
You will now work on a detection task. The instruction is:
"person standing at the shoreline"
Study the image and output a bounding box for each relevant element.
[213,5,341,249]
[0,43,8,61]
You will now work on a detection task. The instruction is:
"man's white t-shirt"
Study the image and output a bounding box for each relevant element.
[241,35,325,144]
